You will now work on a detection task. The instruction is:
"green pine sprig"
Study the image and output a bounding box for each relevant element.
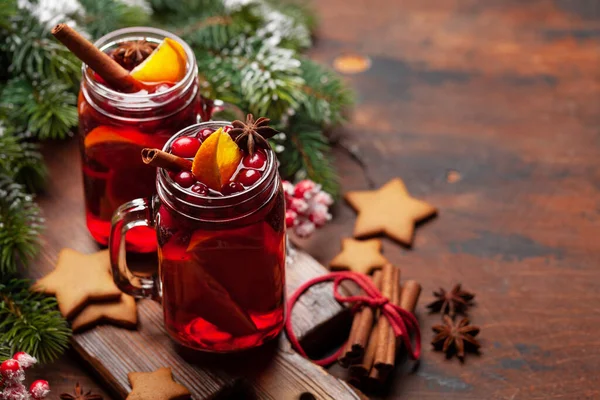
[0,176,44,275]
[279,116,340,195]
[1,78,78,140]
[0,279,71,363]
[76,0,151,40]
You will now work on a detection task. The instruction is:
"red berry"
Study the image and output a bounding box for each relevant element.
[223,125,232,132]
[0,359,23,381]
[242,151,267,169]
[221,181,244,195]
[3,383,28,400]
[12,352,36,369]
[237,169,262,187]
[285,210,298,227]
[174,171,196,188]
[191,183,208,195]
[197,128,215,141]
[294,179,317,199]
[168,170,177,180]
[29,380,50,400]
[171,137,201,158]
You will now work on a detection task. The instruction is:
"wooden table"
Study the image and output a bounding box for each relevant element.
[32,0,600,398]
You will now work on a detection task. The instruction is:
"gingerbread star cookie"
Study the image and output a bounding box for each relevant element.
[329,238,389,275]
[34,249,121,319]
[127,367,191,400]
[345,178,437,246]
[71,294,138,332]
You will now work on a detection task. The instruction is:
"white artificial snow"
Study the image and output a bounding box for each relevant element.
[17,0,83,31]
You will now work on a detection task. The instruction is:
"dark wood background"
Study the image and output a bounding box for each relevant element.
[29,0,600,398]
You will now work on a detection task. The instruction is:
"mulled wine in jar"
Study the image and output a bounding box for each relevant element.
[78,27,200,252]
[110,120,287,352]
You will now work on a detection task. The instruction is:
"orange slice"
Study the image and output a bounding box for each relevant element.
[84,126,166,168]
[191,128,243,191]
[130,38,187,84]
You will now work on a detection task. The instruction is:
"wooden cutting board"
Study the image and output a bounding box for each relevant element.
[30,140,362,399]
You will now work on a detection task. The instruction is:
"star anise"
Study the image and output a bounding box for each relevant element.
[426,283,475,316]
[112,40,158,70]
[432,315,481,361]
[60,382,103,400]
[229,114,279,156]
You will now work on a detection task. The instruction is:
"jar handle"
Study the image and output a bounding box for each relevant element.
[109,196,160,300]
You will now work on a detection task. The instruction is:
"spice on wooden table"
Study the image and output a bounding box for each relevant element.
[431,315,480,361]
[426,283,475,317]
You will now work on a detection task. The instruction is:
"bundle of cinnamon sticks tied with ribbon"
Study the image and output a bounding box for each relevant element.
[338,264,421,388]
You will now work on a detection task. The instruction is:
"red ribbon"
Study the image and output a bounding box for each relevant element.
[285,271,421,366]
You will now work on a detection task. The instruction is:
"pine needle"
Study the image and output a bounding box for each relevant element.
[0,279,71,363]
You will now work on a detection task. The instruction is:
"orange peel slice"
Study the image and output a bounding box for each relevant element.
[130,37,187,84]
[191,128,243,191]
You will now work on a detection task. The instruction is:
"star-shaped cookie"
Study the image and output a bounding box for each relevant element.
[34,249,121,319]
[329,238,389,275]
[127,367,191,400]
[345,178,437,246]
[71,294,138,332]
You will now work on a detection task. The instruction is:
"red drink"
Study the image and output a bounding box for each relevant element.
[110,122,286,352]
[79,27,200,252]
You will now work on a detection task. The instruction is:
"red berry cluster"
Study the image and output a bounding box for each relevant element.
[0,353,49,400]
[284,179,333,238]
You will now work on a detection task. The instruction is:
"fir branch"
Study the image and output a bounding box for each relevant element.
[0,279,71,363]
[0,0,17,30]
[299,57,354,127]
[76,0,151,39]
[3,10,81,87]
[279,119,339,195]
[0,126,47,192]
[1,78,78,140]
[0,175,44,275]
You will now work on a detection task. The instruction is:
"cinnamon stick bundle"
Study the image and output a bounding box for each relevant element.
[141,148,193,171]
[51,23,140,93]
[339,270,383,367]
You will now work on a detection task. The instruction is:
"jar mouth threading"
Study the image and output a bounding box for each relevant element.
[156,121,280,223]
[81,27,198,118]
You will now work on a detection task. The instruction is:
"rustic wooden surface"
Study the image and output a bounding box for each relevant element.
[31,0,600,398]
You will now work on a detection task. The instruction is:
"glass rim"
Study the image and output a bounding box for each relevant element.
[157,121,279,219]
[82,26,197,102]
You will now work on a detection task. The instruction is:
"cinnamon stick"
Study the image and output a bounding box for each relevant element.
[51,23,139,93]
[349,316,382,380]
[141,148,193,171]
[370,265,400,381]
[339,270,383,367]
[395,279,422,353]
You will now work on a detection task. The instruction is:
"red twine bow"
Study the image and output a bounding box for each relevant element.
[285,271,421,366]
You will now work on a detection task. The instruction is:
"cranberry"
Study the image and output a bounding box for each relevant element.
[168,170,177,180]
[237,169,262,187]
[171,137,201,158]
[242,151,267,169]
[174,171,196,188]
[12,352,36,369]
[0,359,22,381]
[221,181,244,195]
[29,380,51,400]
[294,179,317,199]
[197,128,215,141]
[285,209,298,227]
[191,183,208,195]
[223,125,232,132]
